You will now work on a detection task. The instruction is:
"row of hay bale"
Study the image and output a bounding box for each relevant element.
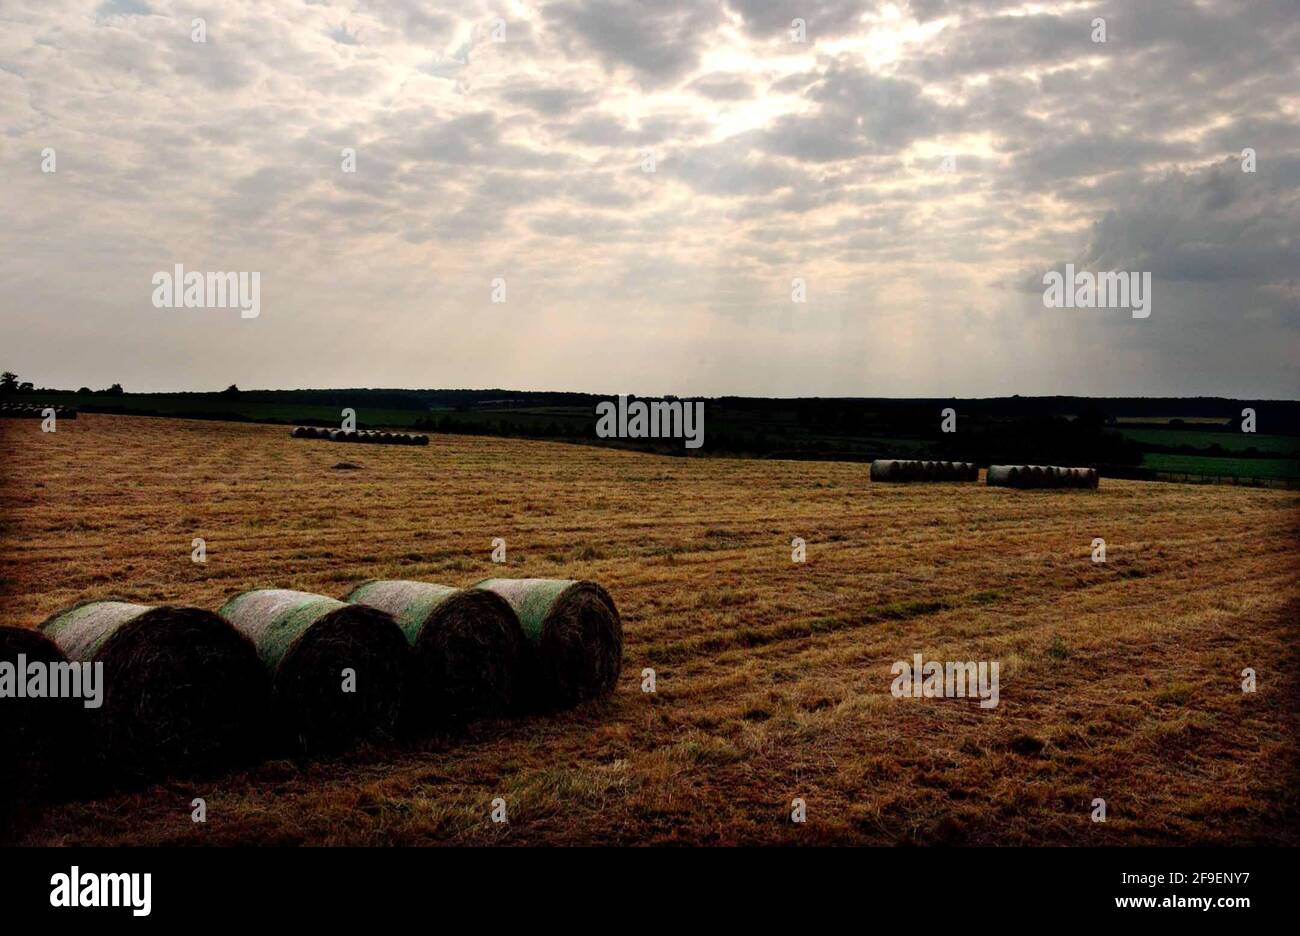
[1,578,622,810]
[291,426,429,446]
[869,459,979,482]
[0,402,76,419]
[986,465,1099,489]
[869,458,1099,489]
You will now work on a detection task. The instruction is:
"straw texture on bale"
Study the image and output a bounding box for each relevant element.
[218,589,409,752]
[38,602,268,779]
[986,465,1099,489]
[345,580,525,724]
[474,579,622,709]
[0,627,82,814]
[870,459,979,482]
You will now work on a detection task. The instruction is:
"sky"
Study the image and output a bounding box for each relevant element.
[0,0,1296,398]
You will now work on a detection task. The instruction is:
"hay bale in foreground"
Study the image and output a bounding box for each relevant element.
[0,627,83,815]
[870,459,978,482]
[344,580,525,724]
[218,589,409,752]
[38,602,268,779]
[986,465,1099,489]
[474,579,622,709]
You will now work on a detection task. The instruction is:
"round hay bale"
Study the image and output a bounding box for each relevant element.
[218,589,409,752]
[344,580,525,725]
[291,426,308,438]
[415,434,429,446]
[0,627,83,814]
[986,465,1017,487]
[39,601,268,779]
[474,578,622,710]
[1065,467,1099,489]
[870,459,899,481]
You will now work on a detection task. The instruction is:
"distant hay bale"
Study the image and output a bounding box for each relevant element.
[218,589,409,752]
[414,434,429,446]
[870,459,978,482]
[0,627,83,813]
[344,580,525,724]
[474,579,622,709]
[0,404,60,420]
[38,601,268,779]
[987,465,1099,489]
[1063,466,1099,488]
[291,426,308,438]
[987,465,1021,487]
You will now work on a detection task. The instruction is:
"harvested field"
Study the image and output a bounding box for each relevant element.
[1,413,1298,846]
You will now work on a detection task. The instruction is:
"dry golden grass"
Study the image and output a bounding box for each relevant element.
[2,414,1298,845]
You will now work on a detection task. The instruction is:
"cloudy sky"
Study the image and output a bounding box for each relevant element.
[1,0,1296,397]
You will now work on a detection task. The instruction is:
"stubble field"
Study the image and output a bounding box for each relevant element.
[2,414,1297,845]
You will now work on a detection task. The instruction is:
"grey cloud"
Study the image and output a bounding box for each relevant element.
[501,84,596,115]
[687,72,756,100]
[726,0,872,39]
[544,0,724,85]
[762,61,941,161]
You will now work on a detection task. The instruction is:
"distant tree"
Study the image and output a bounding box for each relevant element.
[221,384,241,398]
[0,372,17,392]
[77,387,91,395]
[105,383,124,396]
[17,382,33,392]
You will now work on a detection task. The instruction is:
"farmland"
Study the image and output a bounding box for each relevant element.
[1,414,1298,846]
